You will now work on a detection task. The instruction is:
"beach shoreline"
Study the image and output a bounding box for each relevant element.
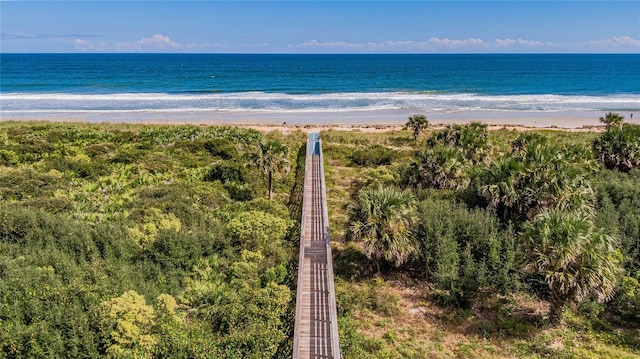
[0,108,624,133]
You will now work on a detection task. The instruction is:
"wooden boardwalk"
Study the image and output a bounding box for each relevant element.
[293,133,341,359]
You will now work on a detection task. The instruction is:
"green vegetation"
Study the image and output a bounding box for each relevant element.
[404,114,429,140]
[2,117,639,358]
[322,114,640,358]
[600,112,625,130]
[249,140,291,200]
[0,122,304,358]
[347,186,416,272]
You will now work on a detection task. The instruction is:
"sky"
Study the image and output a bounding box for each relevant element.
[1,1,639,53]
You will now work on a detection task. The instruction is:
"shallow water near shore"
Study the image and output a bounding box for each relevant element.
[2,53,639,126]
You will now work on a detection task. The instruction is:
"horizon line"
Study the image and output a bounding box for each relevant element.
[2,52,639,55]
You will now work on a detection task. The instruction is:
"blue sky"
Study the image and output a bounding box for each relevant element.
[1,1,639,53]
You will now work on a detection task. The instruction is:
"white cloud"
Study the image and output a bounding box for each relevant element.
[296,39,366,50]
[425,37,489,49]
[137,34,181,51]
[74,38,109,52]
[290,36,639,53]
[580,36,640,49]
[73,34,267,53]
[74,34,180,52]
[114,34,181,52]
[72,35,640,53]
[291,37,508,52]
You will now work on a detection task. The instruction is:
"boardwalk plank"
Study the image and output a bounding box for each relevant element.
[293,134,341,359]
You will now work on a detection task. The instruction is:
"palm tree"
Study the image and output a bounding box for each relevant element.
[476,139,594,223]
[406,147,470,190]
[405,114,429,140]
[347,186,417,273]
[520,209,622,325]
[599,112,624,129]
[477,157,523,221]
[459,122,489,164]
[249,140,290,200]
[592,123,640,171]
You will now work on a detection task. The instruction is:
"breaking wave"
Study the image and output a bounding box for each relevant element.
[2,91,639,114]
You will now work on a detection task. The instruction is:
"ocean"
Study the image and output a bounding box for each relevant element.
[1,54,639,123]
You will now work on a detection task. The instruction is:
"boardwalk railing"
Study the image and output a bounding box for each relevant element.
[293,133,341,359]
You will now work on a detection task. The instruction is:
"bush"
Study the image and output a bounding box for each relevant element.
[224,182,256,202]
[0,169,64,201]
[204,162,246,184]
[350,145,397,166]
[45,157,109,179]
[414,198,519,307]
[203,138,238,159]
[593,124,640,172]
[607,275,640,323]
[0,149,18,166]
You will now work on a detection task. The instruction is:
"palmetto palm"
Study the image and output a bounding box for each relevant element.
[347,186,417,272]
[249,140,290,200]
[520,209,621,325]
[599,112,625,129]
[477,137,594,223]
[405,114,429,140]
[478,157,523,220]
[409,147,470,190]
[459,121,489,163]
[592,124,640,172]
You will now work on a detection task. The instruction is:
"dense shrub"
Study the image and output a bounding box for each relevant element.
[350,144,397,166]
[594,169,640,272]
[0,149,18,166]
[203,138,238,159]
[413,198,519,307]
[204,161,246,183]
[0,169,65,201]
[403,146,470,190]
[593,124,640,172]
[427,122,490,164]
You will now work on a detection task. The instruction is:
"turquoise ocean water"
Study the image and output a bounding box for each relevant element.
[1,54,639,116]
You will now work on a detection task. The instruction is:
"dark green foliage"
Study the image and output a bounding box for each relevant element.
[427,122,489,164]
[520,209,622,325]
[84,142,116,158]
[0,169,65,201]
[286,143,308,243]
[404,146,470,190]
[405,114,429,140]
[599,112,625,129]
[0,149,18,166]
[594,169,640,272]
[403,122,490,191]
[474,134,595,223]
[204,138,238,159]
[607,274,640,323]
[110,144,148,164]
[45,156,110,179]
[248,140,291,200]
[350,144,397,166]
[593,124,640,172]
[0,206,135,357]
[0,122,298,358]
[224,182,256,202]
[413,199,519,307]
[204,161,246,183]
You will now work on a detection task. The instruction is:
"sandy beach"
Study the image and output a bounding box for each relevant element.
[1,108,623,133]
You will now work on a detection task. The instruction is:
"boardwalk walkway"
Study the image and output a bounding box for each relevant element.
[293,133,341,359]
